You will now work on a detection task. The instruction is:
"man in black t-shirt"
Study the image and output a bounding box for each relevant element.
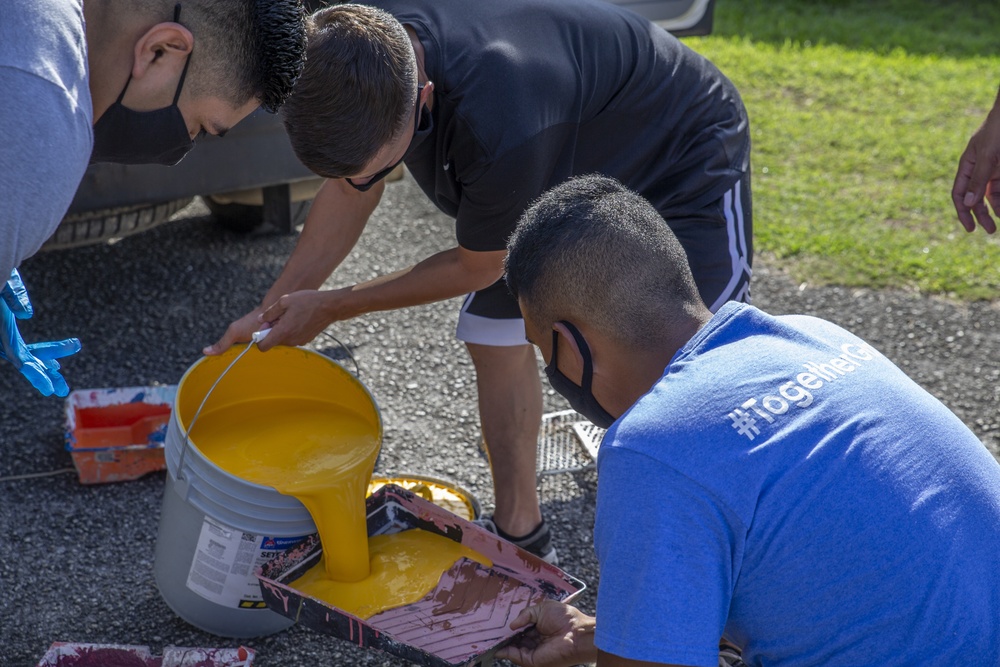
[207,0,752,564]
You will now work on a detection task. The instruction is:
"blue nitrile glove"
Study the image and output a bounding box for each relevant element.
[1,269,33,319]
[0,269,81,397]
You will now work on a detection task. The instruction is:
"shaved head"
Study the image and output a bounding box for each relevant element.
[506,175,705,351]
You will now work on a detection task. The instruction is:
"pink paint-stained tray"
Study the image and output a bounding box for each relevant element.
[258,484,586,667]
[35,642,254,667]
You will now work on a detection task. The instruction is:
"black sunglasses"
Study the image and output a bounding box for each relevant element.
[346,85,425,192]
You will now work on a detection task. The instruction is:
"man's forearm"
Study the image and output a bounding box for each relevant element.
[330,245,505,319]
[262,178,383,307]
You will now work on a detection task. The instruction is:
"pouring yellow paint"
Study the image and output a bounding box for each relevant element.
[189,396,380,582]
[189,346,489,618]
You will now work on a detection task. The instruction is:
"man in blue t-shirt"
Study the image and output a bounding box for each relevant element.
[499,175,1000,667]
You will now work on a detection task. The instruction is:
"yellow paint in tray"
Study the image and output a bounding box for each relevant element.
[293,528,489,619]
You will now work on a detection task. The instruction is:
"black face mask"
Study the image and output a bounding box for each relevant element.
[545,321,617,429]
[346,84,434,192]
[90,5,195,166]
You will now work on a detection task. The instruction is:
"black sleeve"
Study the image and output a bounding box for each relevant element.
[454,125,577,252]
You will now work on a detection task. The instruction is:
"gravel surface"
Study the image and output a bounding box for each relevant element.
[1,175,997,666]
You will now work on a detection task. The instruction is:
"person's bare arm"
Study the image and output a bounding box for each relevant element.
[209,176,509,353]
[254,243,505,350]
[204,177,383,354]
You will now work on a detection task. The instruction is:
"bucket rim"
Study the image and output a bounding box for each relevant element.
[171,345,384,493]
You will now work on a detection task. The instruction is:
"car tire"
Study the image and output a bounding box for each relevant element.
[203,197,313,234]
[43,199,194,251]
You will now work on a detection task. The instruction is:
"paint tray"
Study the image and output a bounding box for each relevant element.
[258,484,586,667]
[537,409,606,476]
[64,385,177,484]
[35,642,254,666]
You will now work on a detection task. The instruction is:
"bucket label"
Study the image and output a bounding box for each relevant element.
[185,515,309,609]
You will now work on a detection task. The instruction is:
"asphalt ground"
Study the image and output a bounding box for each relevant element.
[1,175,998,666]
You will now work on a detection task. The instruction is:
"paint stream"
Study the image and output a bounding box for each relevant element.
[193,394,491,618]
[191,397,380,582]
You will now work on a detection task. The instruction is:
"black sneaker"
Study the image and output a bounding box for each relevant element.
[718,645,748,667]
[474,515,559,565]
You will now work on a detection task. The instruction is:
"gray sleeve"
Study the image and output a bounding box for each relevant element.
[0,66,93,280]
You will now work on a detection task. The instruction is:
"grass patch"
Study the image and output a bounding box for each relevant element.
[684,0,1000,299]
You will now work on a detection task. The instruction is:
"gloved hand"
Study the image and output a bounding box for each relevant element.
[0,269,81,397]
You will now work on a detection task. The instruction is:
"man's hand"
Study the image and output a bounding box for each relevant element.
[0,270,81,397]
[255,289,350,352]
[203,289,343,356]
[203,307,266,356]
[953,93,1000,234]
[495,600,598,667]
[204,178,384,357]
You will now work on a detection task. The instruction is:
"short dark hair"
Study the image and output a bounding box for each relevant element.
[281,4,417,178]
[123,0,307,113]
[506,175,703,350]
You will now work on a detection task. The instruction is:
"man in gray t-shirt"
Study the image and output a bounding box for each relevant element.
[0,0,306,396]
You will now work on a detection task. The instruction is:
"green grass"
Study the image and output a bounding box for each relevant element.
[684,0,1000,299]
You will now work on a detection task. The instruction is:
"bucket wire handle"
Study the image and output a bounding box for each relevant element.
[176,333,264,482]
[317,329,361,377]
